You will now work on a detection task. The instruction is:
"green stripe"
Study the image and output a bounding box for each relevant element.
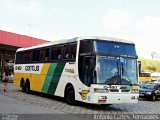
[47,63,66,95]
[42,63,57,93]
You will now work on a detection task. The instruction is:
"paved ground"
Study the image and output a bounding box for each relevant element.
[0,83,160,119]
[0,94,63,114]
[0,83,160,114]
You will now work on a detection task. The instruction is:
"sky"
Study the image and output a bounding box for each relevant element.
[0,0,160,59]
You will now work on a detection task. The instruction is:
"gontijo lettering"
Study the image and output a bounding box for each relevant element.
[25,65,39,71]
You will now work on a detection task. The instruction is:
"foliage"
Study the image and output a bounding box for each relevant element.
[139,58,160,72]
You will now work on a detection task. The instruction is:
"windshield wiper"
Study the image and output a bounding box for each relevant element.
[119,62,133,85]
[105,74,121,85]
[121,69,133,85]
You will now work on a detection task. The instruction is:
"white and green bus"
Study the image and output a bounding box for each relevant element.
[14,36,139,105]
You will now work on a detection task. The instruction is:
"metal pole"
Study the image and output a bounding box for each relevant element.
[0,52,4,80]
[1,52,4,72]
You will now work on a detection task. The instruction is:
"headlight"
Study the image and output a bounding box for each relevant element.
[131,89,139,93]
[94,88,109,93]
[146,92,152,94]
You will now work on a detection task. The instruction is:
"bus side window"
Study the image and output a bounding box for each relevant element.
[28,51,32,62]
[33,49,40,62]
[15,52,21,64]
[56,46,63,60]
[45,48,50,61]
[51,46,56,60]
[70,43,77,60]
[41,48,50,61]
[23,52,27,63]
[20,52,25,63]
[62,43,77,60]
[63,44,70,59]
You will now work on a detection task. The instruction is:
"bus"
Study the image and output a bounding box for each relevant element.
[139,72,152,84]
[14,36,139,105]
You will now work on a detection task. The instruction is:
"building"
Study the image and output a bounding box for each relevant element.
[0,30,49,77]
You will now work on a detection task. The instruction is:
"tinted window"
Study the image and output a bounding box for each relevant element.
[142,83,158,89]
[41,48,50,61]
[15,52,20,64]
[79,40,93,54]
[33,50,40,62]
[56,46,63,60]
[63,44,70,59]
[63,43,77,60]
[51,46,56,60]
[28,51,32,62]
[70,43,77,59]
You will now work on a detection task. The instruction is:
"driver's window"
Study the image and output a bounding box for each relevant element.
[83,57,92,86]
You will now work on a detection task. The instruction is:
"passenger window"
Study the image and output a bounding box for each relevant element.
[51,47,56,60]
[21,52,25,63]
[70,43,77,59]
[28,51,32,62]
[63,45,70,59]
[56,46,63,60]
[41,48,50,61]
[63,43,77,60]
[16,52,20,64]
[33,50,40,62]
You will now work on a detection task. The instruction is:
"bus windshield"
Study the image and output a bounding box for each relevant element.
[96,56,138,85]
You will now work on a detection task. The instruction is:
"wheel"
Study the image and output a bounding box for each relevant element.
[65,87,77,105]
[25,82,30,94]
[151,94,156,101]
[21,80,25,92]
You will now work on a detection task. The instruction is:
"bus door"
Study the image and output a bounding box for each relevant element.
[81,56,95,102]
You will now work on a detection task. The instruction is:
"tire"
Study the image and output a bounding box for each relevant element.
[151,94,156,101]
[65,87,77,105]
[25,82,30,94]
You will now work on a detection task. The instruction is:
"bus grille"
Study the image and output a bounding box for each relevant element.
[121,90,130,92]
[109,89,119,92]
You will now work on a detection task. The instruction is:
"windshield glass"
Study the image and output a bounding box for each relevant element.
[96,55,138,85]
[141,83,157,89]
[121,57,137,85]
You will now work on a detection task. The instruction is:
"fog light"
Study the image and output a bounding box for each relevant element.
[131,96,139,99]
[131,89,139,93]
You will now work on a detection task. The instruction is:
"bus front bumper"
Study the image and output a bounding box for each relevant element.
[89,93,139,104]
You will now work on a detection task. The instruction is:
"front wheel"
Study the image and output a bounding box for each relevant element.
[65,89,77,105]
[151,94,156,101]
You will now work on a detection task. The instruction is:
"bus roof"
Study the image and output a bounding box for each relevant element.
[16,36,135,52]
